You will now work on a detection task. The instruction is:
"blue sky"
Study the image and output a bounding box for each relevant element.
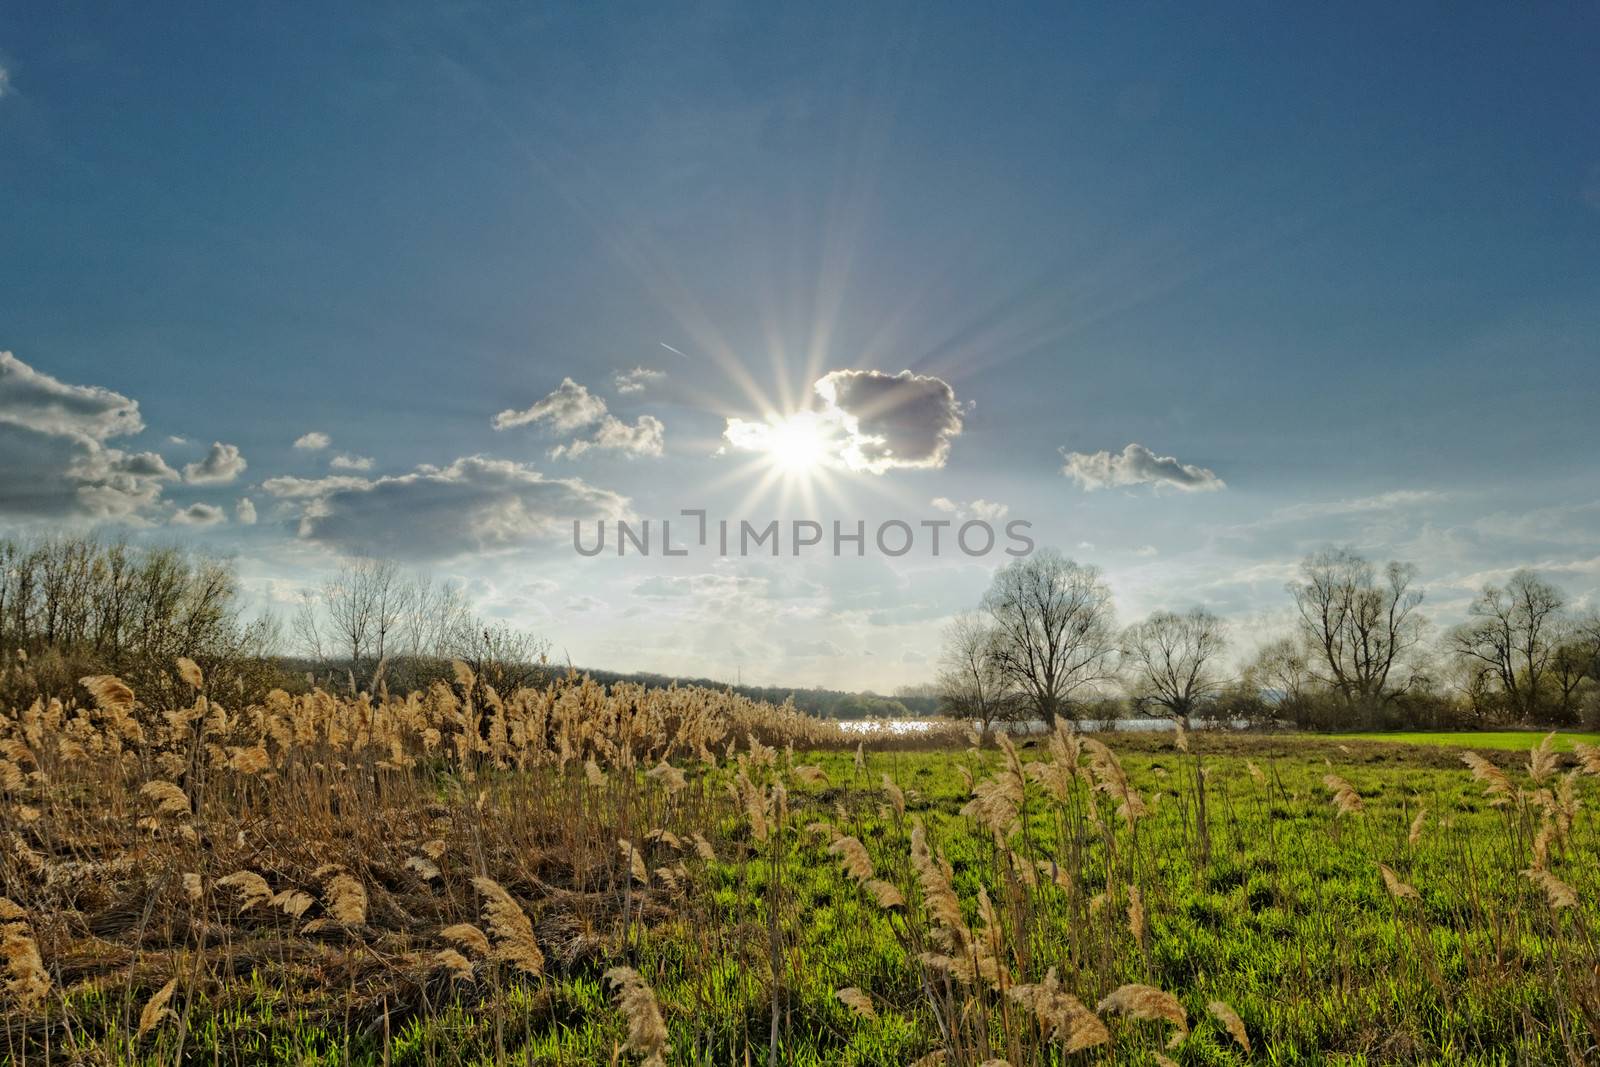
[3,4,1599,688]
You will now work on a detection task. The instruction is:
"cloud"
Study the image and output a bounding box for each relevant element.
[183,441,247,484]
[494,377,666,459]
[554,415,664,459]
[0,351,143,439]
[930,497,1009,521]
[1060,442,1224,493]
[1273,489,1445,520]
[815,369,964,473]
[330,453,374,471]
[171,502,227,526]
[236,497,257,525]
[294,431,331,451]
[614,366,665,394]
[0,67,10,100]
[0,351,179,520]
[263,455,630,560]
[493,377,607,432]
[722,368,965,475]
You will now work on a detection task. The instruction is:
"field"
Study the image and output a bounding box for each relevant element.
[3,670,1598,1066]
[1339,731,1600,752]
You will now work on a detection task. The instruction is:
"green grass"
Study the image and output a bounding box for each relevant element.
[1340,729,1600,751]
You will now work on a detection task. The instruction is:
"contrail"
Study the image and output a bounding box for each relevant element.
[658,342,689,359]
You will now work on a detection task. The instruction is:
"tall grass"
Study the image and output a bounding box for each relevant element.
[1,663,1597,1064]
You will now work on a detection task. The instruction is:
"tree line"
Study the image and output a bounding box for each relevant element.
[0,537,555,708]
[939,546,1600,735]
[0,536,283,707]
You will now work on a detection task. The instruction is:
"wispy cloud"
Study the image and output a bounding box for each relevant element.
[613,366,665,394]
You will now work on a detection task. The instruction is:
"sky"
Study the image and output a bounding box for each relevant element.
[2,4,1599,690]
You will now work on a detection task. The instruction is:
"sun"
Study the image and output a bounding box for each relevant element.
[765,411,834,474]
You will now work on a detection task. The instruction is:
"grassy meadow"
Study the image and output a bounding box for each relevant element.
[1338,731,1600,752]
[3,668,1599,1065]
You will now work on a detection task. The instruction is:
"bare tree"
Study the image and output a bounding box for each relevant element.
[983,549,1118,726]
[450,616,552,694]
[399,575,470,660]
[321,557,409,684]
[292,590,327,663]
[1289,548,1425,725]
[1122,608,1228,729]
[937,610,1017,743]
[1450,570,1566,723]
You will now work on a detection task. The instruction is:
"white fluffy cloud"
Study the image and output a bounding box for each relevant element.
[329,453,374,471]
[294,431,331,451]
[613,366,665,394]
[722,368,965,475]
[183,441,248,484]
[0,351,179,520]
[496,377,664,458]
[554,415,664,459]
[493,378,608,432]
[236,497,258,525]
[263,455,629,560]
[1060,442,1224,493]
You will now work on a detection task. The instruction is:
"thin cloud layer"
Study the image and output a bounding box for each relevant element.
[0,351,177,519]
[184,441,248,484]
[1061,442,1225,493]
[263,455,630,560]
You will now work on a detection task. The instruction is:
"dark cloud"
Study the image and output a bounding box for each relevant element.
[264,455,629,560]
[171,502,227,526]
[0,352,176,521]
[815,369,964,473]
